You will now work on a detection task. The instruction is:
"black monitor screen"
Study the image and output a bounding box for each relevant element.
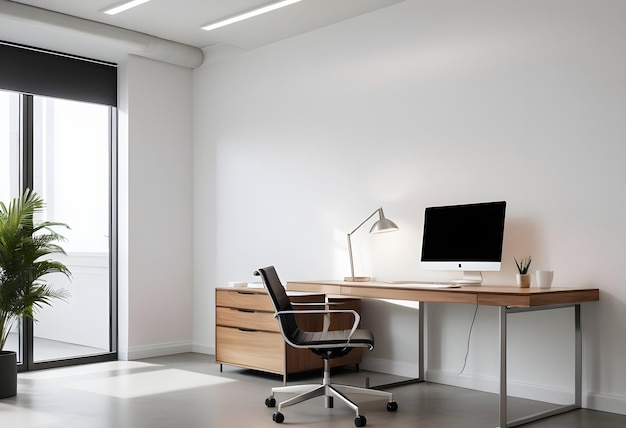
[421,201,506,263]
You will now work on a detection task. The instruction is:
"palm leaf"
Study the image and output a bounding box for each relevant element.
[0,189,71,350]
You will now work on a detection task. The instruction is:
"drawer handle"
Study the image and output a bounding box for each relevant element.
[236,309,255,313]
[236,291,256,295]
[238,328,257,332]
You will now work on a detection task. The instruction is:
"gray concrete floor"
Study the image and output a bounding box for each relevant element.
[1,353,624,428]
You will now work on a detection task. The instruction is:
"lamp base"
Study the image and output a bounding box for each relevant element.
[344,276,371,282]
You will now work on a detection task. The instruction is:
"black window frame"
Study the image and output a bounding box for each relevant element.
[1,41,118,371]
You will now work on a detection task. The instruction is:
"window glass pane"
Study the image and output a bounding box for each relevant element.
[0,90,22,363]
[32,96,111,361]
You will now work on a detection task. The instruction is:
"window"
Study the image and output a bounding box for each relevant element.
[0,42,117,370]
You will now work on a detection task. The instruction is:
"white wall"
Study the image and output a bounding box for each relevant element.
[118,55,195,360]
[193,0,626,414]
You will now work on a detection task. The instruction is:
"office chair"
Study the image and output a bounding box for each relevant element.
[255,266,397,427]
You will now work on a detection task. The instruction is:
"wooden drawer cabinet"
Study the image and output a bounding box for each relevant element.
[216,327,286,373]
[216,306,279,332]
[215,287,362,380]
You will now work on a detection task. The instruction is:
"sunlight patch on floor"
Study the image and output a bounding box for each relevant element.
[19,360,159,380]
[66,368,237,398]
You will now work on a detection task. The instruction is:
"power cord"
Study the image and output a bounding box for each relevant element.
[458,303,479,375]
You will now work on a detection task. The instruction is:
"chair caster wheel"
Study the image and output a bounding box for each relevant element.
[325,396,334,408]
[273,412,284,423]
[265,397,276,407]
[387,401,398,412]
[354,415,367,427]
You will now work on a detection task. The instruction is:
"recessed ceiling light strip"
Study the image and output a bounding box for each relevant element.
[202,0,302,32]
[104,0,151,16]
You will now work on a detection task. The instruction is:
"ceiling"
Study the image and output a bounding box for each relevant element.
[8,0,405,51]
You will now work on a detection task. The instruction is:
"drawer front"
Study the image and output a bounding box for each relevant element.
[216,289,274,312]
[216,326,285,374]
[216,307,279,332]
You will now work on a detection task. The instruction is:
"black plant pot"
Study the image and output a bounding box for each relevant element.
[0,350,17,398]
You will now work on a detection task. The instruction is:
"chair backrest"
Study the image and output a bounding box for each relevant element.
[255,266,300,341]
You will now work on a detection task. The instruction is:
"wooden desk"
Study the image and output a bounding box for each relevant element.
[287,281,599,428]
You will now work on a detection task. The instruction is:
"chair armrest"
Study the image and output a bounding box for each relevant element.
[275,309,361,341]
[290,302,347,332]
[290,302,343,307]
[290,302,327,306]
[291,301,343,305]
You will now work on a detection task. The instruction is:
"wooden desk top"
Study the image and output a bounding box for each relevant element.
[286,280,599,308]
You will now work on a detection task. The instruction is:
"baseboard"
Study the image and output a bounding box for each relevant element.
[427,369,575,404]
[584,391,626,416]
[191,344,214,355]
[427,369,626,415]
[360,356,419,378]
[121,341,193,360]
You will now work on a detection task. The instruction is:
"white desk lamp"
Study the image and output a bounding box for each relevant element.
[345,207,399,282]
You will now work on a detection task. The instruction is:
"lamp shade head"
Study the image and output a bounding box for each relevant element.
[369,217,399,234]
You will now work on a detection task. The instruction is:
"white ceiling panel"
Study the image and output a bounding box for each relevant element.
[9,0,406,50]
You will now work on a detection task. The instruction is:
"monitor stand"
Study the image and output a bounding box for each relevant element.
[452,271,483,285]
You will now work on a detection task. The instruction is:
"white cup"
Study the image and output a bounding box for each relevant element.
[536,270,554,288]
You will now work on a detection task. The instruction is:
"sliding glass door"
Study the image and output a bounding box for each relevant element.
[1,90,117,370]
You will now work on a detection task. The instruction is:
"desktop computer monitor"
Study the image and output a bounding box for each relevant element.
[420,201,506,284]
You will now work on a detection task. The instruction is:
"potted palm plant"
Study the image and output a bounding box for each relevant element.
[0,189,71,398]
[514,256,532,288]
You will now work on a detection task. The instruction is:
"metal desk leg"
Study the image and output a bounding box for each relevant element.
[501,304,583,428]
[372,300,425,390]
[419,300,425,381]
[499,306,508,428]
[575,304,582,408]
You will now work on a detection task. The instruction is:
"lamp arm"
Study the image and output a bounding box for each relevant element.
[347,208,382,281]
[348,208,382,235]
[347,232,355,280]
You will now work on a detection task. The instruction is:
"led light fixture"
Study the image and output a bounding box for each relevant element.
[104,0,151,16]
[202,0,302,32]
